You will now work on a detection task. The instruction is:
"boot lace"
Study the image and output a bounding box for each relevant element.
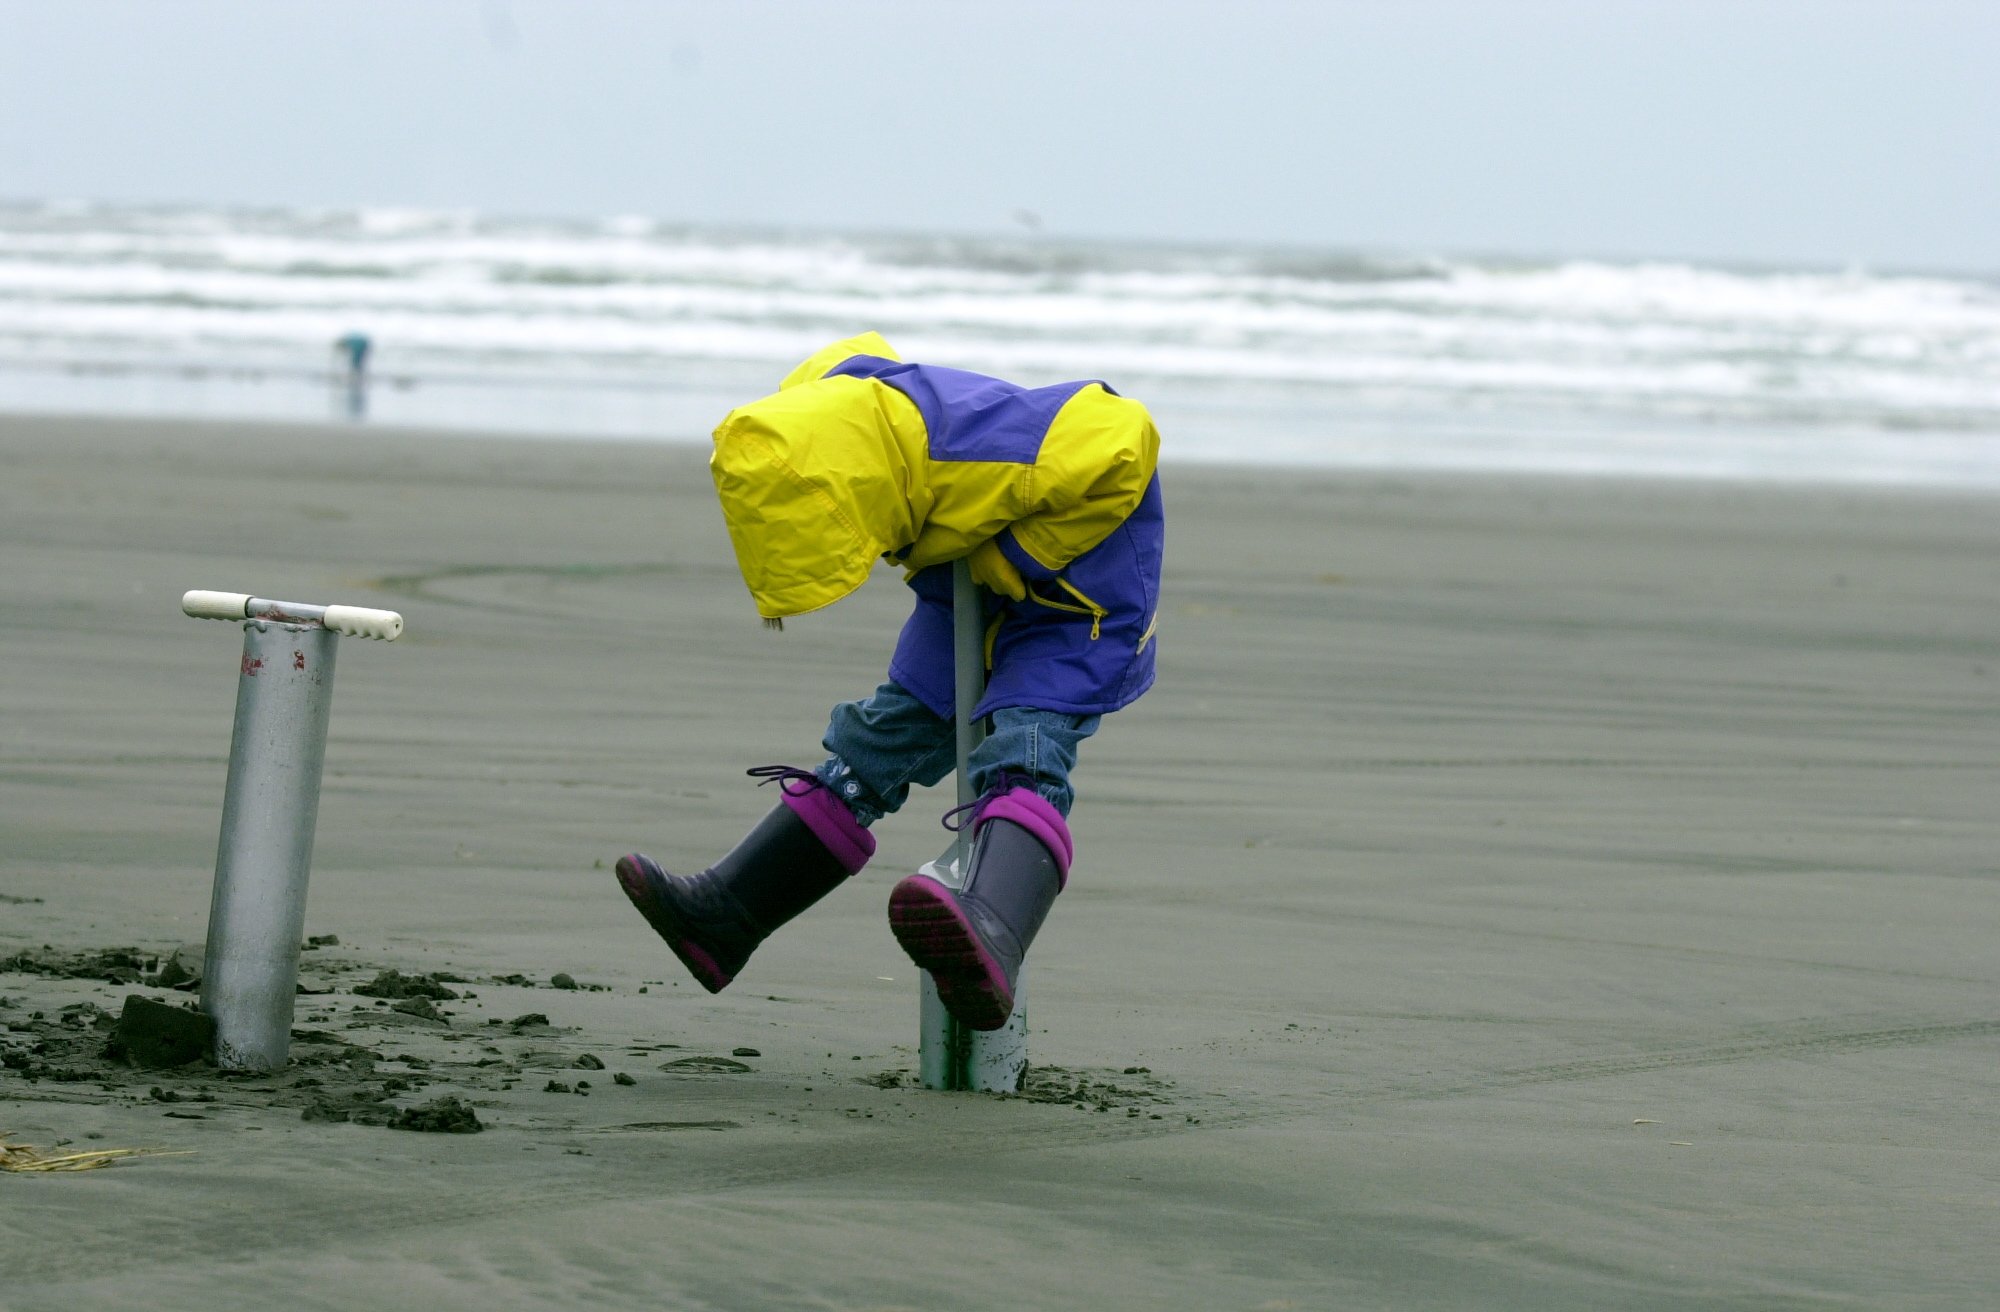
[940,772,1039,832]
[746,764,824,796]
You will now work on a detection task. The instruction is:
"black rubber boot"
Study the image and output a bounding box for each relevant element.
[615,767,875,992]
[886,785,1073,1030]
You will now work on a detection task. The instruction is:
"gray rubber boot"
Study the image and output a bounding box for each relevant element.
[885,786,1073,1030]
[615,766,875,992]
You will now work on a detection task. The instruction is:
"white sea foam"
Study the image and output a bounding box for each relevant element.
[1,201,1996,484]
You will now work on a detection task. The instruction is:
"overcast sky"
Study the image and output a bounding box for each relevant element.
[3,1,1996,271]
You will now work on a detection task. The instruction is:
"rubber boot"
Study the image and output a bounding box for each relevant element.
[615,766,874,992]
[886,786,1072,1031]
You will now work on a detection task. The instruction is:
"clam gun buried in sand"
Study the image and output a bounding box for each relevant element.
[181,589,404,1072]
[913,559,1031,1093]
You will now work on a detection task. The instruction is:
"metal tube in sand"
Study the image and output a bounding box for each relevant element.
[200,619,339,1071]
[917,560,1031,1092]
[184,591,403,1071]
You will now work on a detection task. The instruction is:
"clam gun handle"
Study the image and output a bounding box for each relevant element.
[181,590,405,642]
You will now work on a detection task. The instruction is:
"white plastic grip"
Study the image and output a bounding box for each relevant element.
[183,590,253,622]
[182,590,403,641]
[321,605,404,642]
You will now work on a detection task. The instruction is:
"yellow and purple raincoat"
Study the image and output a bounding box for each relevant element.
[711,333,1163,718]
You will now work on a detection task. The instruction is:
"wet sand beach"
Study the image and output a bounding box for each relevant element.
[3,413,1998,1310]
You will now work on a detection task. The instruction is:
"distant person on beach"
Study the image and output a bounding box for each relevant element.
[333,331,371,418]
[614,332,1163,1030]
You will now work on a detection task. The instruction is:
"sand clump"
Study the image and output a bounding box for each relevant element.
[390,1096,483,1133]
[1,945,678,1132]
[352,969,462,1001]
[106,996,214,1068]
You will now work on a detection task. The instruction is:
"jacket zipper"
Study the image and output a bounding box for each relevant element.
[1027,579,1109,639]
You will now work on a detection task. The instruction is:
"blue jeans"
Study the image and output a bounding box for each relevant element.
[815,680,1099,826]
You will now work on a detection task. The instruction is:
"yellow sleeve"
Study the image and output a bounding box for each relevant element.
[1007,386,1160,575]
[779,332,901,390]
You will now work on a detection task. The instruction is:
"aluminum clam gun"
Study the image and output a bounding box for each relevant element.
[182,590,404,1070]
[913,560,1030,1092]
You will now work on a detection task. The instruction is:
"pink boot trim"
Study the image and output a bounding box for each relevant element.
[780,781,876,874]
[975,787,1073,889]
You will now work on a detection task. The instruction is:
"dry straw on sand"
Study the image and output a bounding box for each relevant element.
[0,1131,189,1173]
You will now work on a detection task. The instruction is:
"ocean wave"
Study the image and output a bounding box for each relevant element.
[1,200,1996,446]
